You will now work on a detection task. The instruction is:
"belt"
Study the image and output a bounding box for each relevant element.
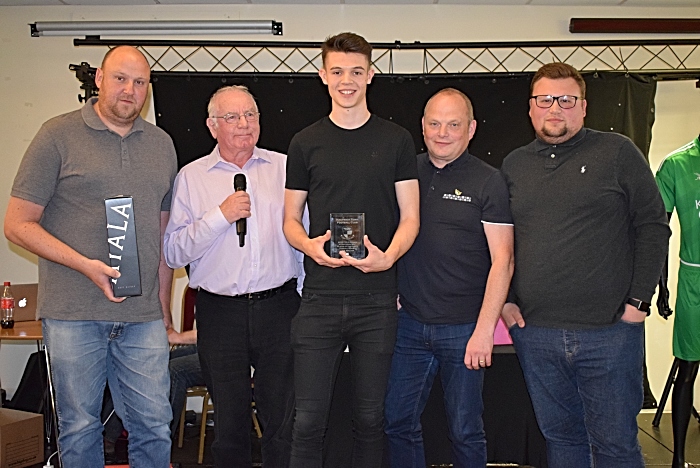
[203,279,297,301]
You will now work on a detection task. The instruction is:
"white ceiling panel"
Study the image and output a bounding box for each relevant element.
[0,0,697,6]
[346,0,432,4]
[529,0,621,4]
[622,0,700,5]
[0,0,65,5]
[251,0,338,3]
[159,0,248,3]
[437,0,527,4]
[59,0,155,4]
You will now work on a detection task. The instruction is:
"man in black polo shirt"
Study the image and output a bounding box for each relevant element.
[384,88,514,468]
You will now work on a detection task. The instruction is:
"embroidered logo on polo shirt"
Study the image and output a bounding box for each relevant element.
[581,165,587,173]
[695,172,700,180]
[443,189,471,202]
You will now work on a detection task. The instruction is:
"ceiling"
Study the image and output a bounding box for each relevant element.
[1,0,699,6]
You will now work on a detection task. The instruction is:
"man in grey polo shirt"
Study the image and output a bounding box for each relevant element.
[4,46,177,467]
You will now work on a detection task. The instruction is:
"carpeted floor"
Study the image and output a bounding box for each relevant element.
[31,410,699,467]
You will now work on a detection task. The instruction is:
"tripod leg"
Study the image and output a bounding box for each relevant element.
[653,358,680,427]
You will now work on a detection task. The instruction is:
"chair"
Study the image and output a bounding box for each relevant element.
[176,286,262,464]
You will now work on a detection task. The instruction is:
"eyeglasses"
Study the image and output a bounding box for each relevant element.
[211,111,260,124]
[531,95,580,109]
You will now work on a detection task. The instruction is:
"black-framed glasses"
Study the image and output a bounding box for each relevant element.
[211,111,260,124]
[531,95,579,109]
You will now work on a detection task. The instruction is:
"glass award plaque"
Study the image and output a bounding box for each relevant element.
[330,213,365,260]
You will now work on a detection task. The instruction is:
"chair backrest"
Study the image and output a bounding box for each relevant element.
[181,286,198,332]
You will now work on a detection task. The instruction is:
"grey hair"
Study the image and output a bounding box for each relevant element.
[207,85,258,117]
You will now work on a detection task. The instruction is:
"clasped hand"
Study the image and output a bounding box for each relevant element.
[304,231,395,273]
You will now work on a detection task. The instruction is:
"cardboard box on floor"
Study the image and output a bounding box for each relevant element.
[0,408,43,468]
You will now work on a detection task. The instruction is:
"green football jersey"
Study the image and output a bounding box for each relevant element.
[656,137,700,266]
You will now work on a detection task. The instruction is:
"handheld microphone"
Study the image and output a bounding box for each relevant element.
[233,173,247,247]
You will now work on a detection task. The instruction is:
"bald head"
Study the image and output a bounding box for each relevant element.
[101,45,149,72]
[93,45,151,135]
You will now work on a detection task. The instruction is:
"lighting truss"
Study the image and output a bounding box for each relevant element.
[73,38,700,80]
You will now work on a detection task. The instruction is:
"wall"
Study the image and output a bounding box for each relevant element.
[1,4,699,411]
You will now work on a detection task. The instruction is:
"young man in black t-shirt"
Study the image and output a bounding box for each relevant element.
[284,32,419,468]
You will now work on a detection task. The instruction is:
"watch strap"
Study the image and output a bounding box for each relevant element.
[626,297,651,315]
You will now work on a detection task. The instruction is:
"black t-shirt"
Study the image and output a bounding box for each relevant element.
[398,152,512,324]
[286,115,418,294]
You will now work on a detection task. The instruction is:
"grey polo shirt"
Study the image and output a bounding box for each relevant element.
[11,98,177,322]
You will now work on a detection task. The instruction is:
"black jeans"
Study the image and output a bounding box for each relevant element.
[197,286,300,468]
[289,292,398,468]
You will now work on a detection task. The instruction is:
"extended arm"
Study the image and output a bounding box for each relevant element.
[283,188,345,268]
[169,329,197,346]
[618,141,671,323]
[343,179,420,273]
[465,223,515,369]
[159,211,175,331]
[4,196,123,302]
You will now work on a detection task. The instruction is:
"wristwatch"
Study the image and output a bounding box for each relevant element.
[626,297,651,315]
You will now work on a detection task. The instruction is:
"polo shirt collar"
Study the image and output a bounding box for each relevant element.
[206,145,269,171]
[535,127,587,152]
[81,96,145,136]
[425,148,472,171]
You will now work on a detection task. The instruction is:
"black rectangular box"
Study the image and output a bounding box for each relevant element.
[105,196,141,297]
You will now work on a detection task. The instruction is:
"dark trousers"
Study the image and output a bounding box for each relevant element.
[197,286,300,468]
[289,292,398,468]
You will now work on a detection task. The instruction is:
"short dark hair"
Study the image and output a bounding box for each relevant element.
[531,62,586,99]
[321,32,372,66]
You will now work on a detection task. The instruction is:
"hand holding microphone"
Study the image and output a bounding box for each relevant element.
[220,173,250,247]
[234,174,247,247]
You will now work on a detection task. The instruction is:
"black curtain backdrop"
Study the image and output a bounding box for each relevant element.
[150,71,656,467]
[152,71,656,172]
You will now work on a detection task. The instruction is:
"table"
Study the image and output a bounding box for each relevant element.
[0,320,43,344]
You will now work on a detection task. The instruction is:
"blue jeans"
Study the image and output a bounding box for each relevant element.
[168,345,204,434]
[384,310,485,468]
[289,292,398,468]
[510,320,645,468]
[43,319,171,468]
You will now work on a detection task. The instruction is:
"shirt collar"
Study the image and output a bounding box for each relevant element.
[425,148,472,171]
[81,96,145,136]
[206,145,269,171]
[535,127,587,152]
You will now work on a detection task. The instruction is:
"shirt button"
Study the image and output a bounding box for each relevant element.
[550,154,556,158]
